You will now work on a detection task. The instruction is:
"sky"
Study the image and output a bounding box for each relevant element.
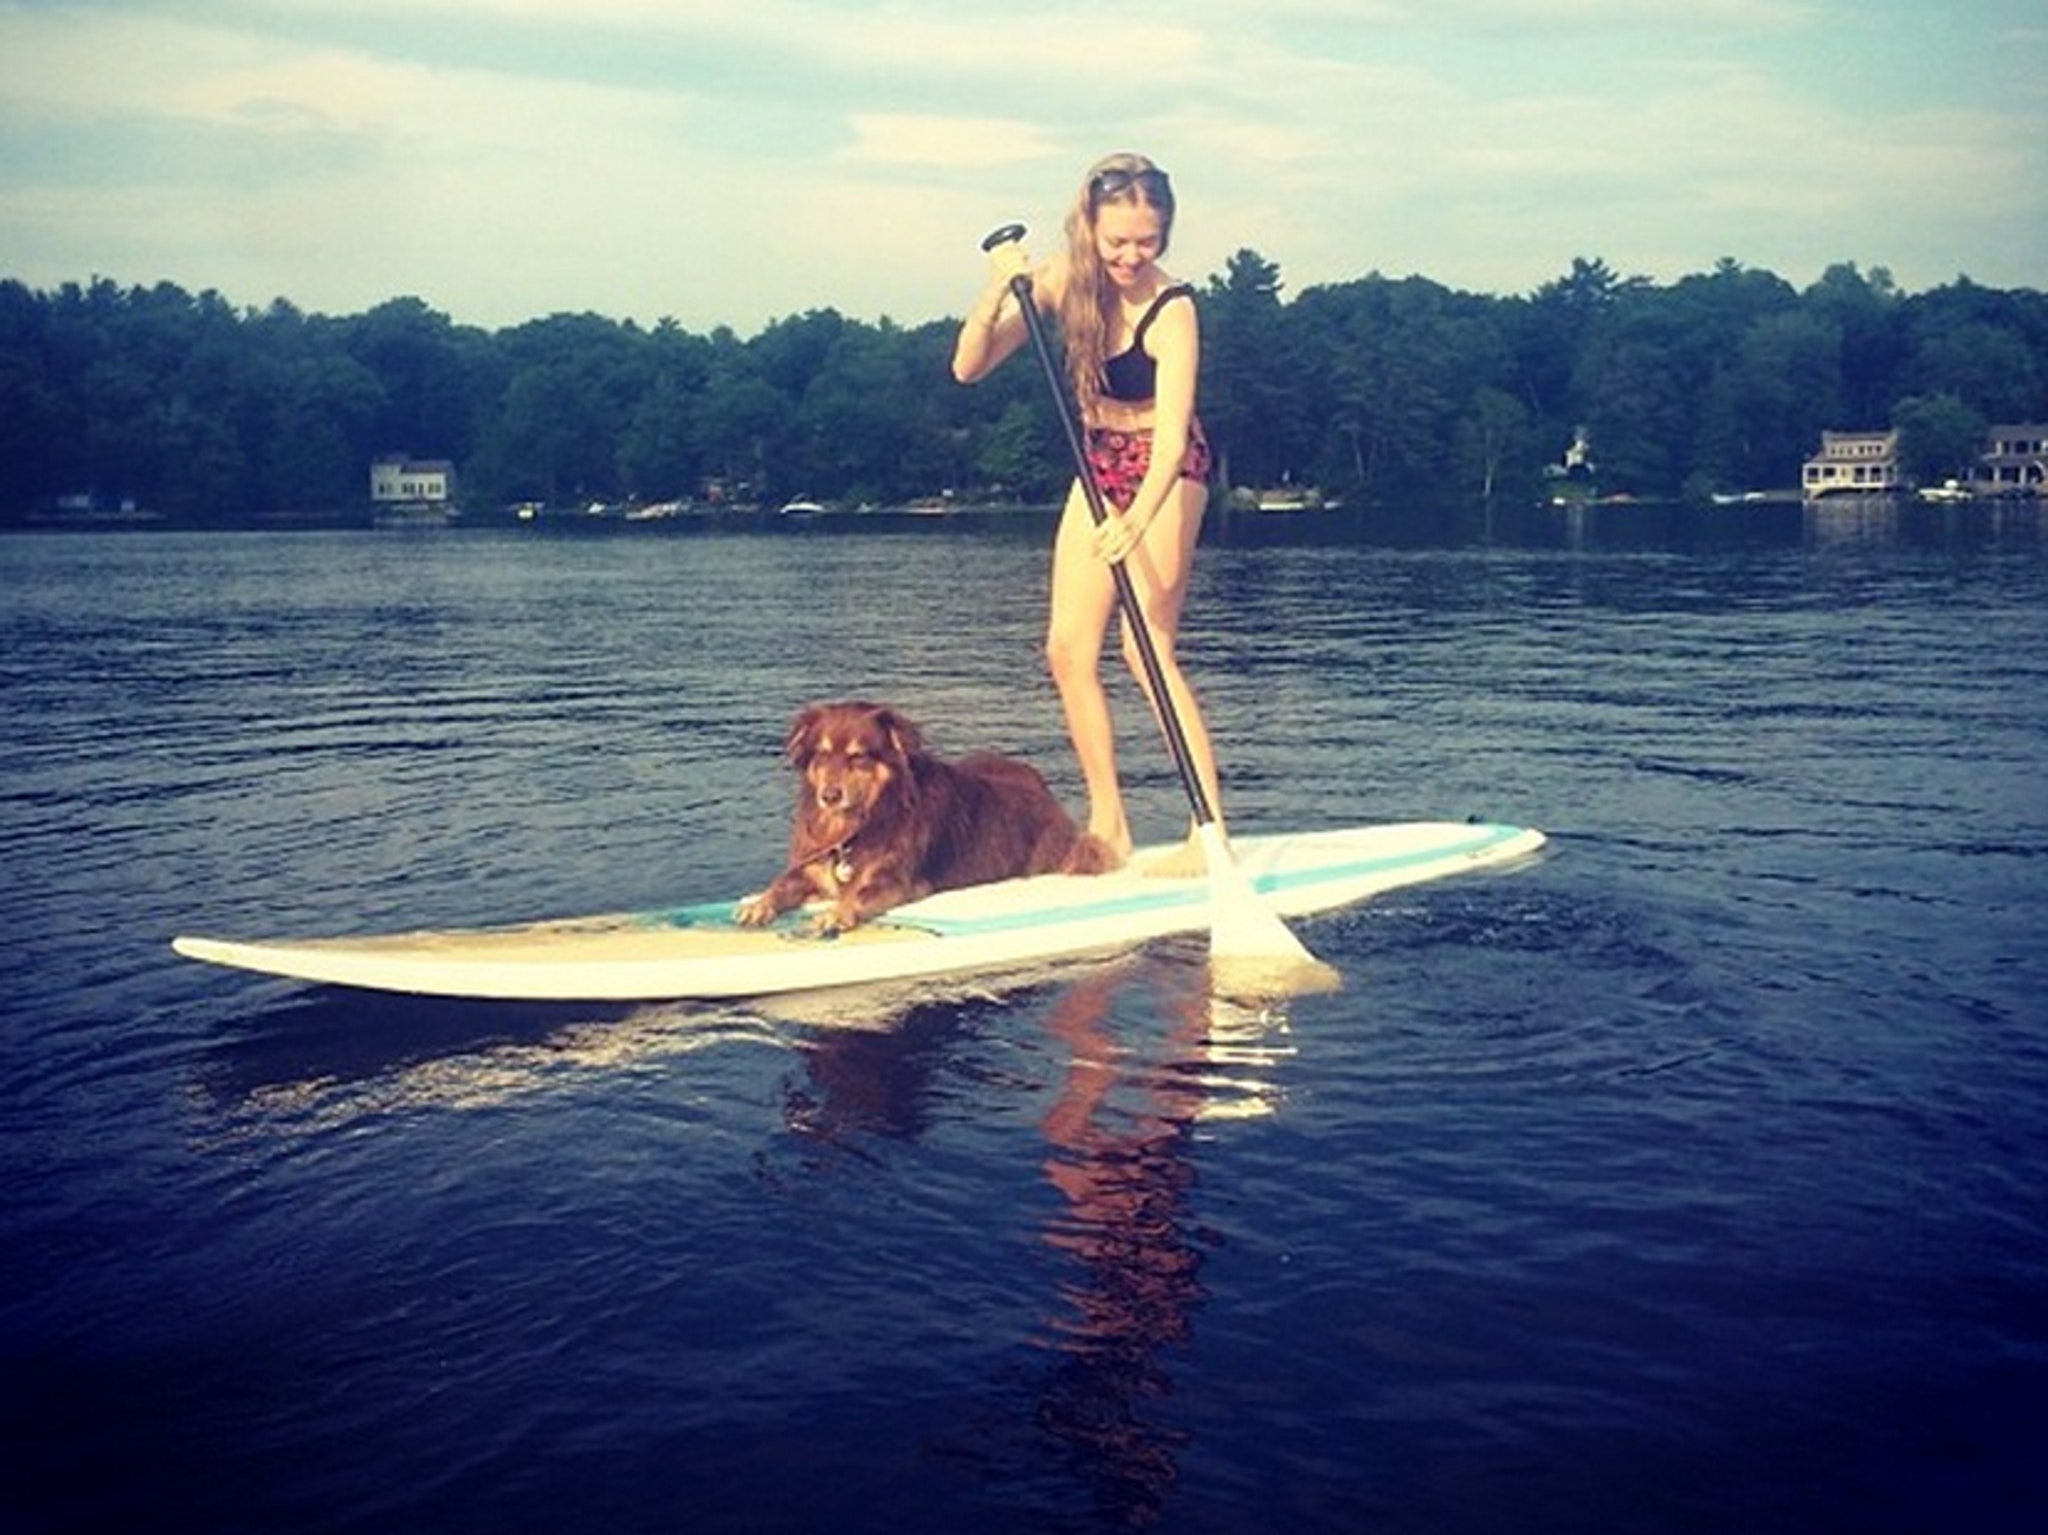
[2,0,2044,334]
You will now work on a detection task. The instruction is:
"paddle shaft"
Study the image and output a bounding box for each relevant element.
[984,225,1218,831]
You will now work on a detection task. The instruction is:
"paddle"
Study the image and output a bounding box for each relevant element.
[980,223,1338,996]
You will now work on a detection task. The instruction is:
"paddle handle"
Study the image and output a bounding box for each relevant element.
[981,223,1217,831]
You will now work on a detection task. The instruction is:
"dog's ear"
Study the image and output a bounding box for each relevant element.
[784,705,824,766]
[868,705,924,765]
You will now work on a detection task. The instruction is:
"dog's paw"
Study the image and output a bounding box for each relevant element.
[734,892,777,927]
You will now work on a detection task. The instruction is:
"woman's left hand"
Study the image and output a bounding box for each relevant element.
[1093,511,1142,565]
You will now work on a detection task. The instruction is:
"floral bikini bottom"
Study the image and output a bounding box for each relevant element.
[1083,418,1213,511]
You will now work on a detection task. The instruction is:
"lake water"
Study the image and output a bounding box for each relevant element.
[3,501,2045,1533]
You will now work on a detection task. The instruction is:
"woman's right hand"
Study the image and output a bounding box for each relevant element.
[986,240,1030,295]
[955,241,1033,383]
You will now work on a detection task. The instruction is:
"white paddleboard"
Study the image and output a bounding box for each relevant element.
[172,821,1545,1001]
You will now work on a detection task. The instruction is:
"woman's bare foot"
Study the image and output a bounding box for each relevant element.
[1089,814,1133,867]
[1138,831,1210,878]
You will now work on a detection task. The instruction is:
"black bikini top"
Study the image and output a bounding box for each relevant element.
[1101,284,1196,404]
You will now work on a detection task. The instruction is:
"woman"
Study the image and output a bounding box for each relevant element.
[951,152,1223,871]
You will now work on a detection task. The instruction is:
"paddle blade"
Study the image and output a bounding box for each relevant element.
[1196,823,1343,999]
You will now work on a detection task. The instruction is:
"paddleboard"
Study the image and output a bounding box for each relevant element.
[172,820,1545,1002]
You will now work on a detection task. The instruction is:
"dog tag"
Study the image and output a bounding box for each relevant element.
[833,856,855,885]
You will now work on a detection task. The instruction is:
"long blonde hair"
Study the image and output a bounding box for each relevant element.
[1060,152,1176,420]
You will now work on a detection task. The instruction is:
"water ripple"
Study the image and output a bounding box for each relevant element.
[5,525,2046,1534]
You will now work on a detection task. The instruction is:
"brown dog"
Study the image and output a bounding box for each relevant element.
[736,701,1116,934]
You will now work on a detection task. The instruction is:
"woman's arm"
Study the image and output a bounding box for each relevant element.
[952,246,1045,384]
[1112,293,1200,542]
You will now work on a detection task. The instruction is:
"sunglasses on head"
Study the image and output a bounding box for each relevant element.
[1090,166,1170,201]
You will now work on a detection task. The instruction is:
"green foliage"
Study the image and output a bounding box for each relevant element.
[0,257,2043,523]
[1892,392,1989,483]
[1201,249,1297,489]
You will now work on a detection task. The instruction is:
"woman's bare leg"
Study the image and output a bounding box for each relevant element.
[1045,481,1131,860]
[1119,479,1222,871]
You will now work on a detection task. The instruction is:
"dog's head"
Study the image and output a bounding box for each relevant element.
[783,701,925,825]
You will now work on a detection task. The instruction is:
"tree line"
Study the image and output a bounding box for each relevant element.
[2,254,2044,524]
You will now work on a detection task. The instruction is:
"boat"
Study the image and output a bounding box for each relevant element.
[1227,485,1336,514]
[1256,488,1325,514]
[1916,480,1973,504]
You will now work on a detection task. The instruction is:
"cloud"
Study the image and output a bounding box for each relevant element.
[1443,0,1809,23]
[836,115,1062,172]
[1146,32,2044,297]
[0,5,728,319]
[2,0,2041,327]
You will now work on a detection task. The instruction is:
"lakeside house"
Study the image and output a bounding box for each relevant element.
[1800,423,2048,502]
[1541,425,1598,505]
[1801,430,1902,500]
[1969,424,2048,497]
[369,455,456,509]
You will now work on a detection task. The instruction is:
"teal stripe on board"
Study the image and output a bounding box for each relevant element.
[905,880,1207,938]
[637,825,1522,942]
[1251,823,1519,899]
[641,900,754,930]
[906,824,1519,938]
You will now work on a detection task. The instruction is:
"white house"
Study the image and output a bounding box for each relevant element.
[369,456,456,506]
[1801,430,1902,500]
[1970,424,2048,496]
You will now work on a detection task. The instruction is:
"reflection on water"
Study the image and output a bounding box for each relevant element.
[1374,492,2048,556]
[178,952,1286,1529]
[780,995,975,1146]
[197,985,785,1136]
[193,949,1292,1155]
[770,952,1294,1527]
[195,941,1304,1526]
[1804,493,2048,548]
[1033,958,1210,1526]
[1032,957,1293,1527]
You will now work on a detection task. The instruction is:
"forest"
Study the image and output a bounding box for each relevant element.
[2,253,2044,525]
